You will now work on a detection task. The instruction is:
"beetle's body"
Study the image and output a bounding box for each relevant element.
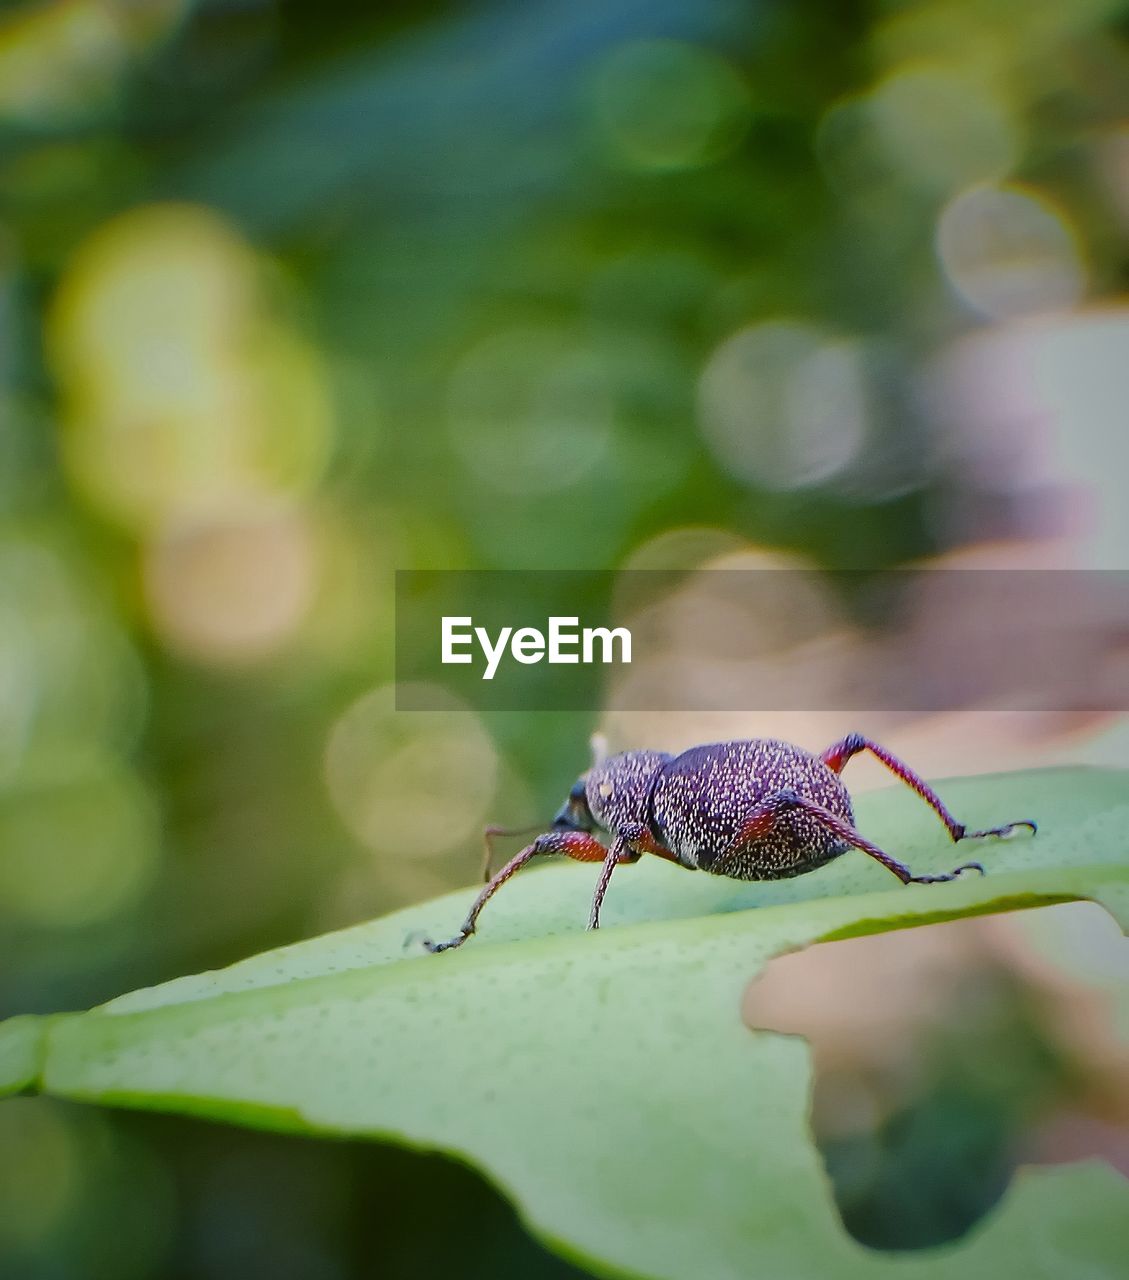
[422,733,1036,953]
[585,740,853,878]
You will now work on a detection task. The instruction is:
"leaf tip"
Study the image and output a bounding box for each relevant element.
[0,1015,50,1097]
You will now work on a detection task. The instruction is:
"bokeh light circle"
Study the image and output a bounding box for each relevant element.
[936,183,1086,320]
[588,38,750,172]
[698,320,866,490]
[868,64,1019,195]
[447,327,613,495]
[324,684,497,860]
[0,0,189,128]
[0,755,160,928]
[143,505,318,666]
[48,202,332,532]
[0,538,149,782]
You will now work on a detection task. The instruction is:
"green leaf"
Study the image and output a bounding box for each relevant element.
[5,767,1129,1278]
[0,1016,48,1097]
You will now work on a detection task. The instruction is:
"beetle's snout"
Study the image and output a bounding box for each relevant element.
[551,802,580,830]
[552,800,590,832]
[552,780,593,832]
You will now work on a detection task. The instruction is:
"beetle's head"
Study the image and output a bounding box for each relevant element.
[552,749,671,835]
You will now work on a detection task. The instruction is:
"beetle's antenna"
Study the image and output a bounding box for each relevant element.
[482,823,544,880]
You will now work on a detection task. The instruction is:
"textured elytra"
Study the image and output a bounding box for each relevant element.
[651,740,853,876]
[581,739,855,877]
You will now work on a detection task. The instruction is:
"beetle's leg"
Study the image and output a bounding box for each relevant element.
[588,835,634,931]
[481,823,544,881]
[616,820,681,865]
[423,830,610,953]
[586,823,682,931]
[713,789,986,885]
[821,734,1036,842]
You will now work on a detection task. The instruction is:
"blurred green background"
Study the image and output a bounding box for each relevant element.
[1,0,1128,1276]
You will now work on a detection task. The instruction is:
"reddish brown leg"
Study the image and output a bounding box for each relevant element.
[712,789,986,885]
[821,734,1036,842]
[616,820,682,865]
[424,830,613,953]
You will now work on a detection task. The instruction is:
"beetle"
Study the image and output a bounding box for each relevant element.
[421,734,1036,952]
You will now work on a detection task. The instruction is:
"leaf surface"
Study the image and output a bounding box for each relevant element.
[4,768,1129,1279]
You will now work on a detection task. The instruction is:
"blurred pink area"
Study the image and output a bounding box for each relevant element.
[745,903,1129,1177]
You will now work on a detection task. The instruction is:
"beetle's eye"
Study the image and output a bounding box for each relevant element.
[569,780,586,802]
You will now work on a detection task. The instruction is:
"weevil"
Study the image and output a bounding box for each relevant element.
[421,734,1036,952]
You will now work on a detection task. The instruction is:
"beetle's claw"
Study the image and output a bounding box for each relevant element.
[965,819,1037,840]
[420,929,471,954]
[908,860,984,885]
